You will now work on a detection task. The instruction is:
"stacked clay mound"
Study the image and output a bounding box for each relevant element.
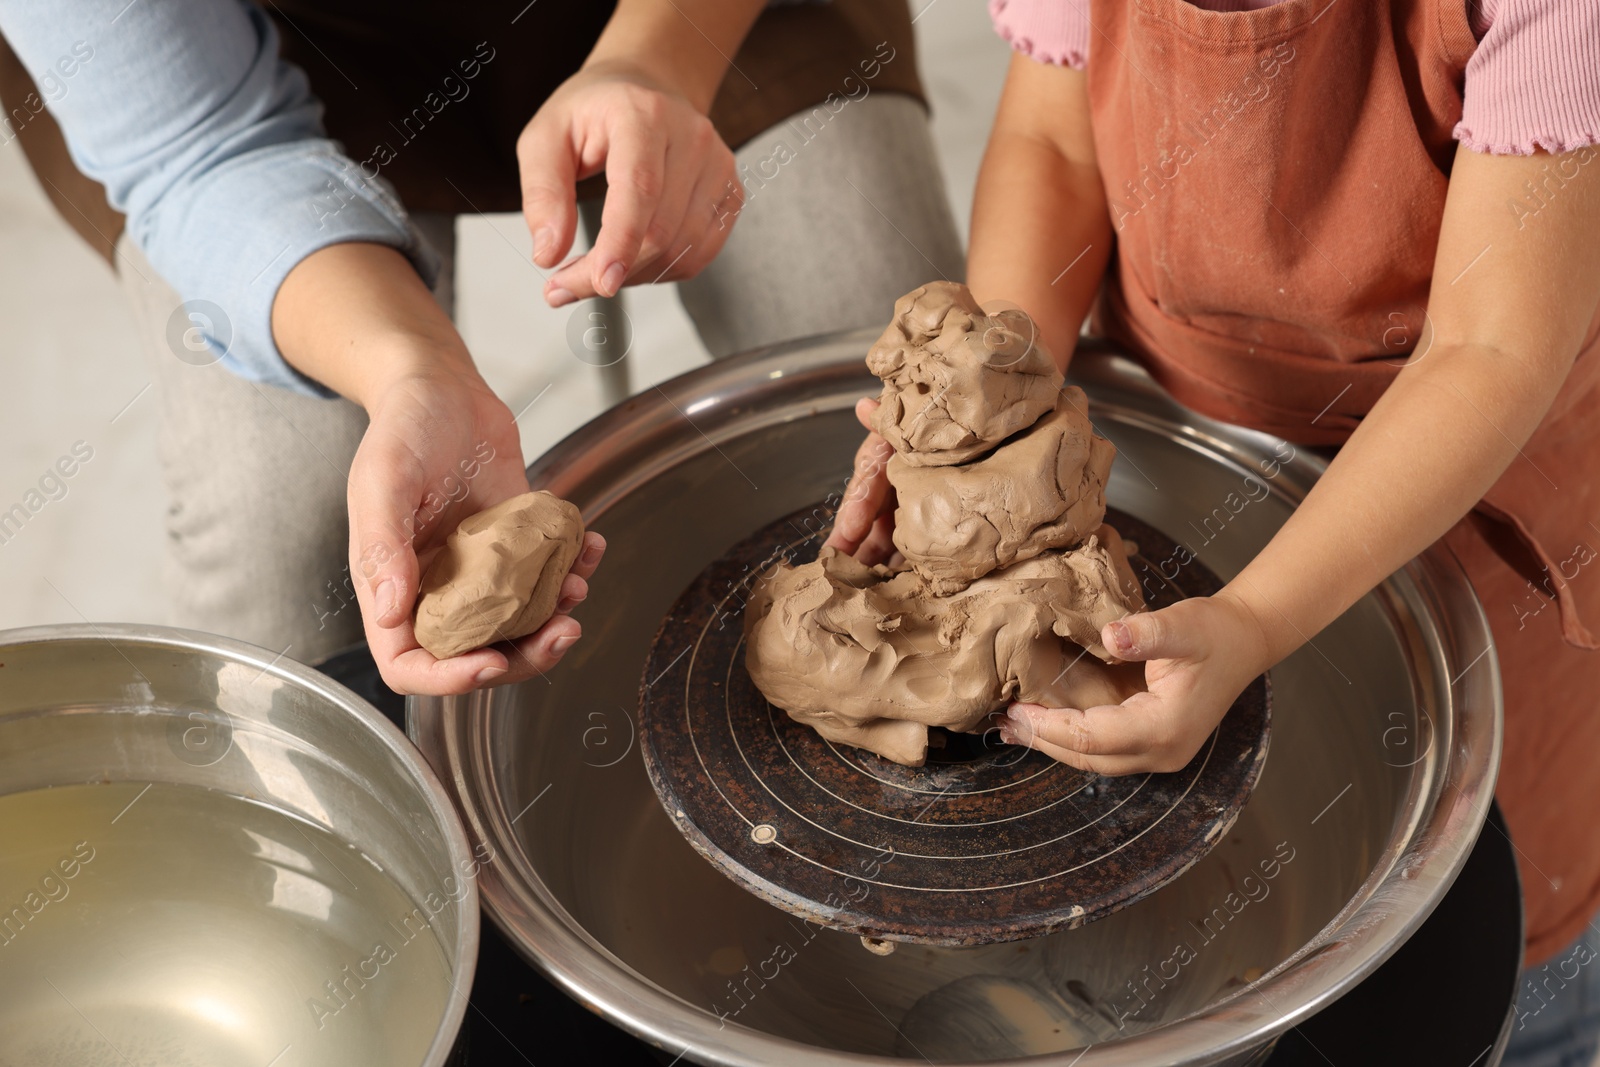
[744,282,1147,766]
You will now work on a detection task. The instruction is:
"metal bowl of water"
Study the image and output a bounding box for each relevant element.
[410,333,1500,1065]
[0,624,478,1066]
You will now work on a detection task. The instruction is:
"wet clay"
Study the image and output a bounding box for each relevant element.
[869,282,1064,467]
[413,491,584,659]
[745,283,1147,766]
[745,534,1146,766]
[889,387,1114,594]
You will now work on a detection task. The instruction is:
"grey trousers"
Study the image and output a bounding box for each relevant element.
[119,92,963,665]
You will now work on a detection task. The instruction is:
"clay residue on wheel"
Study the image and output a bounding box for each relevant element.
[745,283,1147,766]
[413,490,584,660]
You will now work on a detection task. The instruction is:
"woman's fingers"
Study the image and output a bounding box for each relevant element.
[630,123,703,269]
[554,573,589,614]
[586,104,670,297]
[571,531,606,580]
[539,102,668,303]
[517,106,580,271]
[544,120,735,301]
[660,150,741,278]
[550,532,607,614]
[479,545,601,681]
[855,395,879,431]
[498,614,584,681]
[520,71,741,305]
[621,157,739,287]
[371,528,601,694]
[549,122,686,300]
[347,439,427,631]
[371,601,587,696]
[370,625,511,697]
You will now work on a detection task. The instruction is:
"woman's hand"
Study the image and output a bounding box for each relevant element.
[348,366,606,696]
[823,398,901,564]
[1000,592,1272,775]
[273,242,607,696]
[519,60,742,307]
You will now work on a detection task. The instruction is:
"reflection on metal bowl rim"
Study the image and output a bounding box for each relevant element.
[409,332,1501,1066]
[0,623,479,1067]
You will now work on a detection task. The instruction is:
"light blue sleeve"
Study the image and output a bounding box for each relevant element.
[0,0,440,396]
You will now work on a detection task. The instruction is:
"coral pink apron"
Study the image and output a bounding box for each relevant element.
[1087,0,1600,966]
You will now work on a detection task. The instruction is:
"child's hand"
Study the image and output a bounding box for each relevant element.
[999,592,1272,775]
[824,398,900,565]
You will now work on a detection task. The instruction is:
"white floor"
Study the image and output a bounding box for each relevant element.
[0,3,1008,634]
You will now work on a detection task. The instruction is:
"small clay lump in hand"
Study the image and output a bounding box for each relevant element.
[413,491,585,659]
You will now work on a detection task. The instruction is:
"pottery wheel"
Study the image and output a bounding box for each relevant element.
[638,503,1271,946]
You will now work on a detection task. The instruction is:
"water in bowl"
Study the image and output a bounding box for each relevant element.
[0,781,456,1066]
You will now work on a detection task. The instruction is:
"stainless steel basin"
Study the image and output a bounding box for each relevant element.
[0,624,477,1067]
[410,333,1500,1065]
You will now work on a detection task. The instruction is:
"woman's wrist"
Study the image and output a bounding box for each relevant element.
[578,54,711,114]
[343,333,486,414]
[582,0,764,114]
[273,241,488,411]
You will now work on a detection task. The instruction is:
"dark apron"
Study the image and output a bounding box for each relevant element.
[1,0,923,255]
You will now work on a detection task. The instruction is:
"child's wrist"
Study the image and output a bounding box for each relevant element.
[1211,584,1283,677]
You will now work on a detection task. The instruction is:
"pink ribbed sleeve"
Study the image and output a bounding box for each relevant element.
[986,0,1091,69]
[1456,0,1600,155]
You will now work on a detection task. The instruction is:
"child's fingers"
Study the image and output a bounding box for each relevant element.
[995,721,1143,776]
[1006,693,1209,775]
[1005,702,1146,757]
[1102,607,1201,663]
[856,509,898,565]
[825,431,895,552]
[855,395,880,431]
